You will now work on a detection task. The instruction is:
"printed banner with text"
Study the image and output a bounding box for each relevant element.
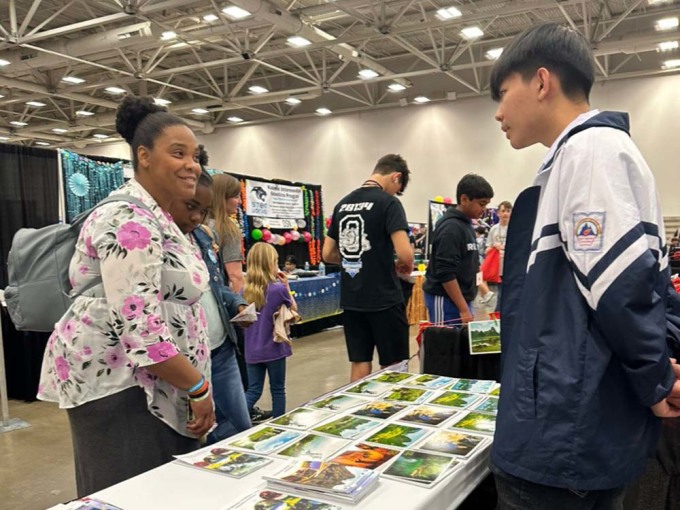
[246,179,304,219]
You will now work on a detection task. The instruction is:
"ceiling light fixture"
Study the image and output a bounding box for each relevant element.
[160,31,177,40]
[662,59,680,69]
[104,87,127,94]
[287,36,312,47]
[26,101,46,107]
[35,141,50,146]
[62,76,85,84]
[154,98,171,106]
[52,128,68,134]
[203,14,219,22]
[388,83,407,92]
[0,136,9,141]
[461,26,484,40]
[485,47,504,60]
[435,7,462,21]
[358,69,380,80]
[285,97,302,105]
[75,110,95,116]
[656,17,679,31]
[93,134,109,139]
[227,116,244,123]
[0,59,10,66]
[316,107,332,115]
[658,41,679,51]
[10,120,28,126]
[414,96,430,104]
[222,6,251,20]
[248,85,268,94]
[192,108,209,114]
[105,86,126,94]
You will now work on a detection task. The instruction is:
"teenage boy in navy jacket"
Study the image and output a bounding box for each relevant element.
[488,22,680,509]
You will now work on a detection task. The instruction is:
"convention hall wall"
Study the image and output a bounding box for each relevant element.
[81,73,680,220]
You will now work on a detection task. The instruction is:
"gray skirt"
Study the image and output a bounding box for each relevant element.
[67,386,199,497]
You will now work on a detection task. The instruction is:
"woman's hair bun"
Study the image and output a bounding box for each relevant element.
[115,95,166,144]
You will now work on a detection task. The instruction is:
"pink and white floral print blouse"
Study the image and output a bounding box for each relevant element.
[38,179,210,438]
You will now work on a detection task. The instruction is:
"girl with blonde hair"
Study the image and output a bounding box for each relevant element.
[243,243,297,417]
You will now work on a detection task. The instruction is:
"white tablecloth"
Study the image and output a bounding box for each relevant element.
[91,446,489,510]
[88,367,493,510]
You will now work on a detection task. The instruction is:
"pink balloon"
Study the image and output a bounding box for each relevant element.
[443,197,453,205]
[262,229,271,241]
[268,234,278,244]
[283,232,292,244]
[291,230,300,241]
[303,231,312,243]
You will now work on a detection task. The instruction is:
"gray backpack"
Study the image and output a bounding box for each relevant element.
[4,195,157,332]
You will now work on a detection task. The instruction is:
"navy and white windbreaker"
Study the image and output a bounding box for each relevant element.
[491,110,675,490]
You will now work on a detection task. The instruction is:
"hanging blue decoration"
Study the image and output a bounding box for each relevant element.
[61,149,126,222]
[68,173,90,197]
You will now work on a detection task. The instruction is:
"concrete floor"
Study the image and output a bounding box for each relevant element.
[0,325,424,510]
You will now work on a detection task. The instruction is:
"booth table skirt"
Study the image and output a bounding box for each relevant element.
[289,273,342,324]
[407,275,429,325]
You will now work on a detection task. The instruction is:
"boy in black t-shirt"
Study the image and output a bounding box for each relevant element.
[323,154,415,382]
[423,174,494,324]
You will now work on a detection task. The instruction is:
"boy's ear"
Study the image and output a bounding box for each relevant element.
[536,67,551,99]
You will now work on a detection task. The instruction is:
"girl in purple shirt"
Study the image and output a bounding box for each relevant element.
[243,243,297,417]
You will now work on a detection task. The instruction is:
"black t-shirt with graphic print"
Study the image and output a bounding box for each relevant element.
[327,187,409,311]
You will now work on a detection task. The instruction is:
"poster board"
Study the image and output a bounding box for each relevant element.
[425,200,455,259]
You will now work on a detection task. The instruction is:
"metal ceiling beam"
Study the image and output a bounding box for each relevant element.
[228,0,410,85]
[12,0,204,44]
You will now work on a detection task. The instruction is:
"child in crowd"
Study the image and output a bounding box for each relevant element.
[423,174,494,324]
[168,156,252,443]
[243,243,297,418]
[475,225,494,304]
[283,254,298,274]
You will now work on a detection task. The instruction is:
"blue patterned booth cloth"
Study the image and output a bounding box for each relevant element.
[289,273,342,324]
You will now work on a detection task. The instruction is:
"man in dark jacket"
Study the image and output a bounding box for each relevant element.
[489,22,680,509]
[423,174,493,324]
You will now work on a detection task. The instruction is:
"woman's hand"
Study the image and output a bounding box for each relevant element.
[187,393,216,437]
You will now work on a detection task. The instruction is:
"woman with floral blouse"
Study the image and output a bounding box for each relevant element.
[38,95,215,497]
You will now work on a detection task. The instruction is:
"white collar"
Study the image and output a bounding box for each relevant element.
[538,109,599,173]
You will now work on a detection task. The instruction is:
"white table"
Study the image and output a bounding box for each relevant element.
[88,368,493,510]
[91,444,490,510]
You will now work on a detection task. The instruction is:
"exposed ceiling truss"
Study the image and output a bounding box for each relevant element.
[0,0,678,148]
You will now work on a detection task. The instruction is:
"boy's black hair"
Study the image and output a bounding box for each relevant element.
[490,23,595,102]
[374,153,411,195]
[285,255,297,265]
[456,173,494,203]
[197,171,213,188]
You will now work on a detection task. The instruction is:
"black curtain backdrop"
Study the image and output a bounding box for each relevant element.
[0,143,60,288]
[0,143,60,401]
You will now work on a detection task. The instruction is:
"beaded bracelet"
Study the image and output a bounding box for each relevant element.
[186,376,206,394]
